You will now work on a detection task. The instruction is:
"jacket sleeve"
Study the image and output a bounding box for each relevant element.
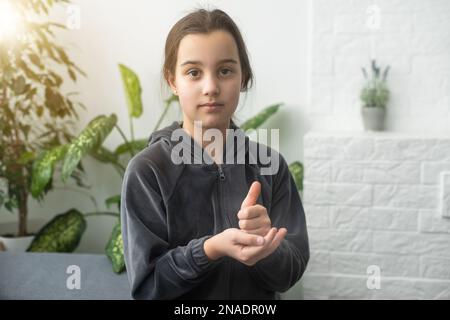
[249,153,310,293]
[120,156,221,300]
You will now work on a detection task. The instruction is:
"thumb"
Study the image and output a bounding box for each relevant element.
[241,181,261,209]
[234,229,265,246]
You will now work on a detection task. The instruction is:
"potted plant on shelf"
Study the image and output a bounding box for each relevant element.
[0,0,86,251]
[360,59,390,131]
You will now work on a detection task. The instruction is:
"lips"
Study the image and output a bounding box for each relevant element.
[200,102,224,107]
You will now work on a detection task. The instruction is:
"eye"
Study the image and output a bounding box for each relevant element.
[187,69,200,78]
[220,68,233,76]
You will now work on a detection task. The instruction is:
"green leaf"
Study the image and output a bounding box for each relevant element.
[49,71,63,87]
[36,105,44,117]
[29,53,43,69]
[12,76,27,95]
[31,144,69,197]
[119,63,143,118]
[27,209,86,253]
[71,64,87,77]
[62,114,117,181]
[25,87,38,100]
[105,219,125,273]
[361,67,368,79]
[288,161,303,192]
[45,87,65,116]
[382,65,390,82]
[240,103,283,132]
[105,195,121,211]
[17,60,40,82]
[114,139,148,156]
[17,151,36,165]
[5,198,18,212]
[68,68,76,82]
[56,46,70,65]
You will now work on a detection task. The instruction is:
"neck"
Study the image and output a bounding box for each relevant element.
[182,118,231,164]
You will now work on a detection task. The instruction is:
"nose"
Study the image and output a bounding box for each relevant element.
[202,73,220,97]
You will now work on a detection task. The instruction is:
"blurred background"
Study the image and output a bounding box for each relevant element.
[1,0,450,299]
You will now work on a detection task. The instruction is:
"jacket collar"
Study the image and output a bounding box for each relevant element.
[148,119,249,167]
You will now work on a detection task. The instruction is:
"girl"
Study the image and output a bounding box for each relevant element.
[121,8,309,300]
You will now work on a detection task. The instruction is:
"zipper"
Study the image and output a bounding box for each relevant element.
[216,164,230,227]
[218,164,226,181]
[216,164,233,299]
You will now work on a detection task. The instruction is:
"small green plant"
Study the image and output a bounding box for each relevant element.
[360,59,390,108]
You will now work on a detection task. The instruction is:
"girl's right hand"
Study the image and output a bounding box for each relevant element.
[204,227,287,266]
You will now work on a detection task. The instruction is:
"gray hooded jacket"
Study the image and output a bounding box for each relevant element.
[120,120,309,300]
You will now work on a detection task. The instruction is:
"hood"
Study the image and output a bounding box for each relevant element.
[147,120,249,166]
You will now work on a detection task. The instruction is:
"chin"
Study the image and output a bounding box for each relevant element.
[198,116,230,129]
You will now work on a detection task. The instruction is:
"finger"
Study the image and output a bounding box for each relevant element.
[241,181,261,209]
[267,228,288,249]
[233,229,265,246]
[237,207,261,220]
[246,228,287,262]
[241,226,270,237]
[240,228,276,257]
[262,227,278,245]
[238,218,263,230]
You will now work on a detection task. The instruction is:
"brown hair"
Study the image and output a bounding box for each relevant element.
[162,8,254,92]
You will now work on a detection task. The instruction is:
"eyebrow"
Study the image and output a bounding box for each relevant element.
[180,59,238,67]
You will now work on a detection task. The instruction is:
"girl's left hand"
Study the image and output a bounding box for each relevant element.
[237,181,272,237]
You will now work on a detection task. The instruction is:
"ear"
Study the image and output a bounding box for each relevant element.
[168,73,178,95]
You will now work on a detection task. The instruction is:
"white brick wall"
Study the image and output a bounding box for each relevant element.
[307,0,450,133]
[300,132,450,299]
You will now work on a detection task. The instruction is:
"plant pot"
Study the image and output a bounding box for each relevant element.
[0,219,47,252]
[361,105,386,131]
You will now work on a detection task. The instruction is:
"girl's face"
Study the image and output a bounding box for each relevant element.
[169,30,243,132]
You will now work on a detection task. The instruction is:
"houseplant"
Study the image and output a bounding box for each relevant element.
[0,0,86,251]
[360,59,390,131]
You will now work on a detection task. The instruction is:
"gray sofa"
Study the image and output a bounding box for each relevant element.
[0,252,131,300]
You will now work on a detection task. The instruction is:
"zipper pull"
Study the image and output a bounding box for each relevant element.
[218,166,226,181]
